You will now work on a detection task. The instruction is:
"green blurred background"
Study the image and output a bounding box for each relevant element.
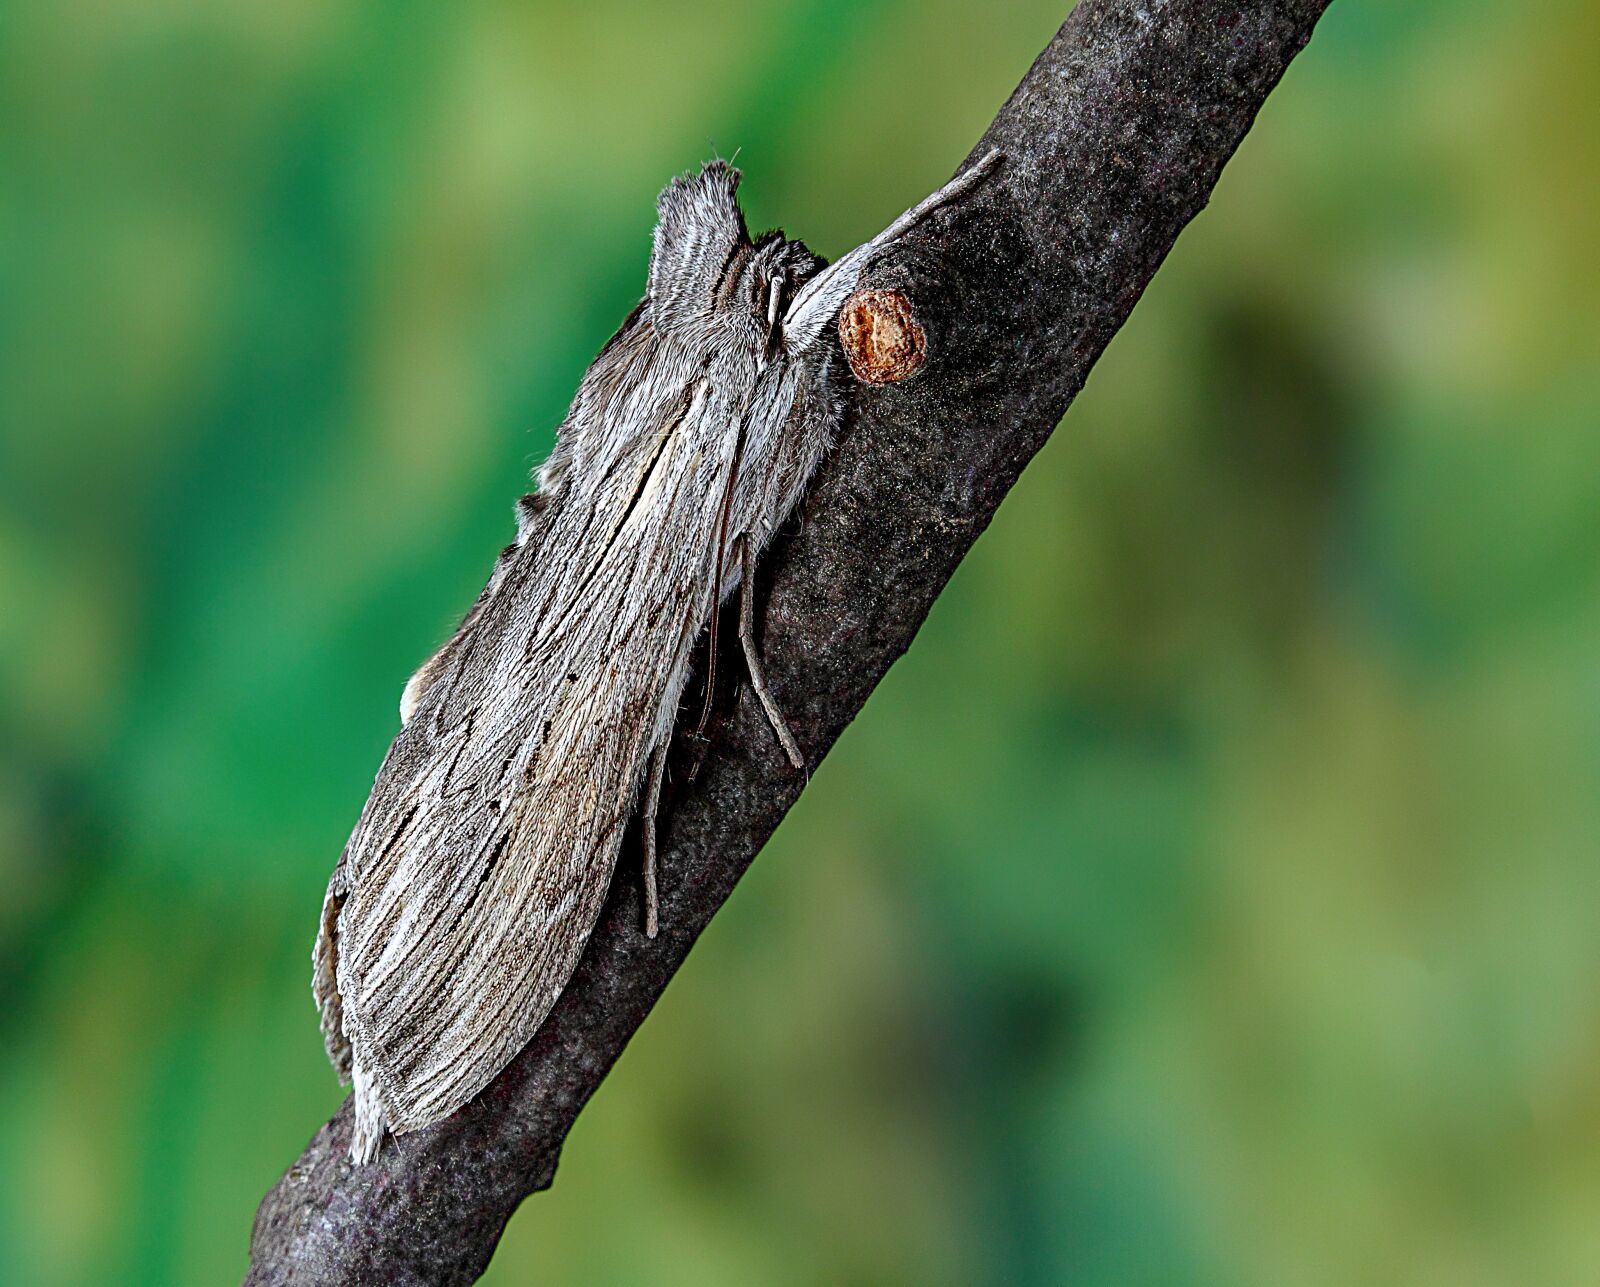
[3,0,1598,1282]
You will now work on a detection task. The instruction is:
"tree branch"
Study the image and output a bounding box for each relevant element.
[246,2,1331,1281]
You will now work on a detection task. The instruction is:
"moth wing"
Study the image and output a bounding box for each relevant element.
[314,416,666,1152]
[314,289,662,1103]
[312,167,753,1157]
[320,621,646,1153]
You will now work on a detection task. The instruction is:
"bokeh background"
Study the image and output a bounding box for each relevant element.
[3,0,1598,1282]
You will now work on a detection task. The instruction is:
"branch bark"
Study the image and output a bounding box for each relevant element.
[247,2,1331,1281]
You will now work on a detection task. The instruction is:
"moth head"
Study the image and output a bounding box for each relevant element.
[648,161,826,357]
[735,233,826,360]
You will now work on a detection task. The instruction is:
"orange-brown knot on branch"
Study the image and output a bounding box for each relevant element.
[838,288,926,384]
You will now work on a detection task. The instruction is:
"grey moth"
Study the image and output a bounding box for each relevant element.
[314,151,1000,1161]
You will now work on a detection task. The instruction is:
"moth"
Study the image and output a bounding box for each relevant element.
[314,149,1001,1161]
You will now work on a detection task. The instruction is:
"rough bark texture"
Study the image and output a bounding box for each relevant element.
[246,2,1331,1281]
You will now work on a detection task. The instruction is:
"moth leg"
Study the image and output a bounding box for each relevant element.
[738,536,805,771]
[641,738,668,939]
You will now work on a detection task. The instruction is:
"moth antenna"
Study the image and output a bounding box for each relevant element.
[694,419,750,737]
[640,741,668,938]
